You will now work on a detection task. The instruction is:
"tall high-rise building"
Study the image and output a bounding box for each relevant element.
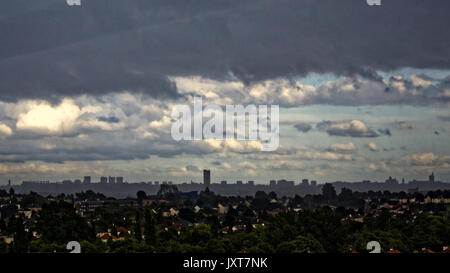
[203,169,211,189]
[83,176,91,184]
[385,176,398,184]
[429,172,435,183]
[108,176,116,184]
[116,177,124,184]
[100,176,107,183]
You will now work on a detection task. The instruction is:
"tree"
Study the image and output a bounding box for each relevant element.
[224,206,238,233]
[134,210,142,242]
[107,238,141,253]
[136,191,147,205]
[322,183,337,202]
[11,215,29,253]
[29,239,66,253]
[179,208,196,223]
[36,201,95,244]
[268,191,277,200]
[338,188,353,204]
[253,191,270,210]
[293,195,303,206]
[0,238,7,253]
[80,240,107,253]
[206,215,219,238]
[0,217,6,231]
[276,235,325,253]
[188,224,211,245]
[144,209,156,245]
[245,219,253,233]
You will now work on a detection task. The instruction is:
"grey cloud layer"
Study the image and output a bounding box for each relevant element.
[1,0,450,100]
[294,123,312,133]
[316,120,379,138]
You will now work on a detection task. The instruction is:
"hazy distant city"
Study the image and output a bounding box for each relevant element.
[1,170,448,198]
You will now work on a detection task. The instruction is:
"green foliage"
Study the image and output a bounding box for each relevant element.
[106,238,150,253]
[80,240,107,253]
[5,188,450,253]
[322,183,337,202]
[75,190,106,201]
[276,235,325,253]
[29,239,66,253]
[11,215,30,253]
[144,208,157,246]
[134,210,142,242]
[0,238,8,253]
[36,201,95,244]
[136,191,147,204]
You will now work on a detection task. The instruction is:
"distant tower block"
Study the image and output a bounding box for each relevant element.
[83,176,91,184]
[116,177,124,184]
[429,172,435,183]
[203,169,211,189]
[8,179,11,187]
[108,176,116,184]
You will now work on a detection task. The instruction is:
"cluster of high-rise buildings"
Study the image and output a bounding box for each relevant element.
[202,169,317,189]
[99,176,124,184]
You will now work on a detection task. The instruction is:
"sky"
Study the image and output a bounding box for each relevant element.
[0,0,449,185]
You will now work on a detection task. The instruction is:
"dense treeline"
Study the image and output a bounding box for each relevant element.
[1,202,449,253]
[1,186,449,253]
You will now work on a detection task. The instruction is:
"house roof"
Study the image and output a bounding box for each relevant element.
[116,226,129,233]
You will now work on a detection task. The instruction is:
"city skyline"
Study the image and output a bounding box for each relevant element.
[2,169,449,199]
[2,169,447,186]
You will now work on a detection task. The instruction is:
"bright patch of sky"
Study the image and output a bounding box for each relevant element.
[294,72,339,87]
[280,104,449,159]
[293,68,450,87]
[376,67,450,81]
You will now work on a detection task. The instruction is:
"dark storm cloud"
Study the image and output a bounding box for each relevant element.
[377,128,392,136]
[294,123,312,133]
[98,116,120,123]
[396,121,415,130]
[1,0,450,100]
[186,165,200,172]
